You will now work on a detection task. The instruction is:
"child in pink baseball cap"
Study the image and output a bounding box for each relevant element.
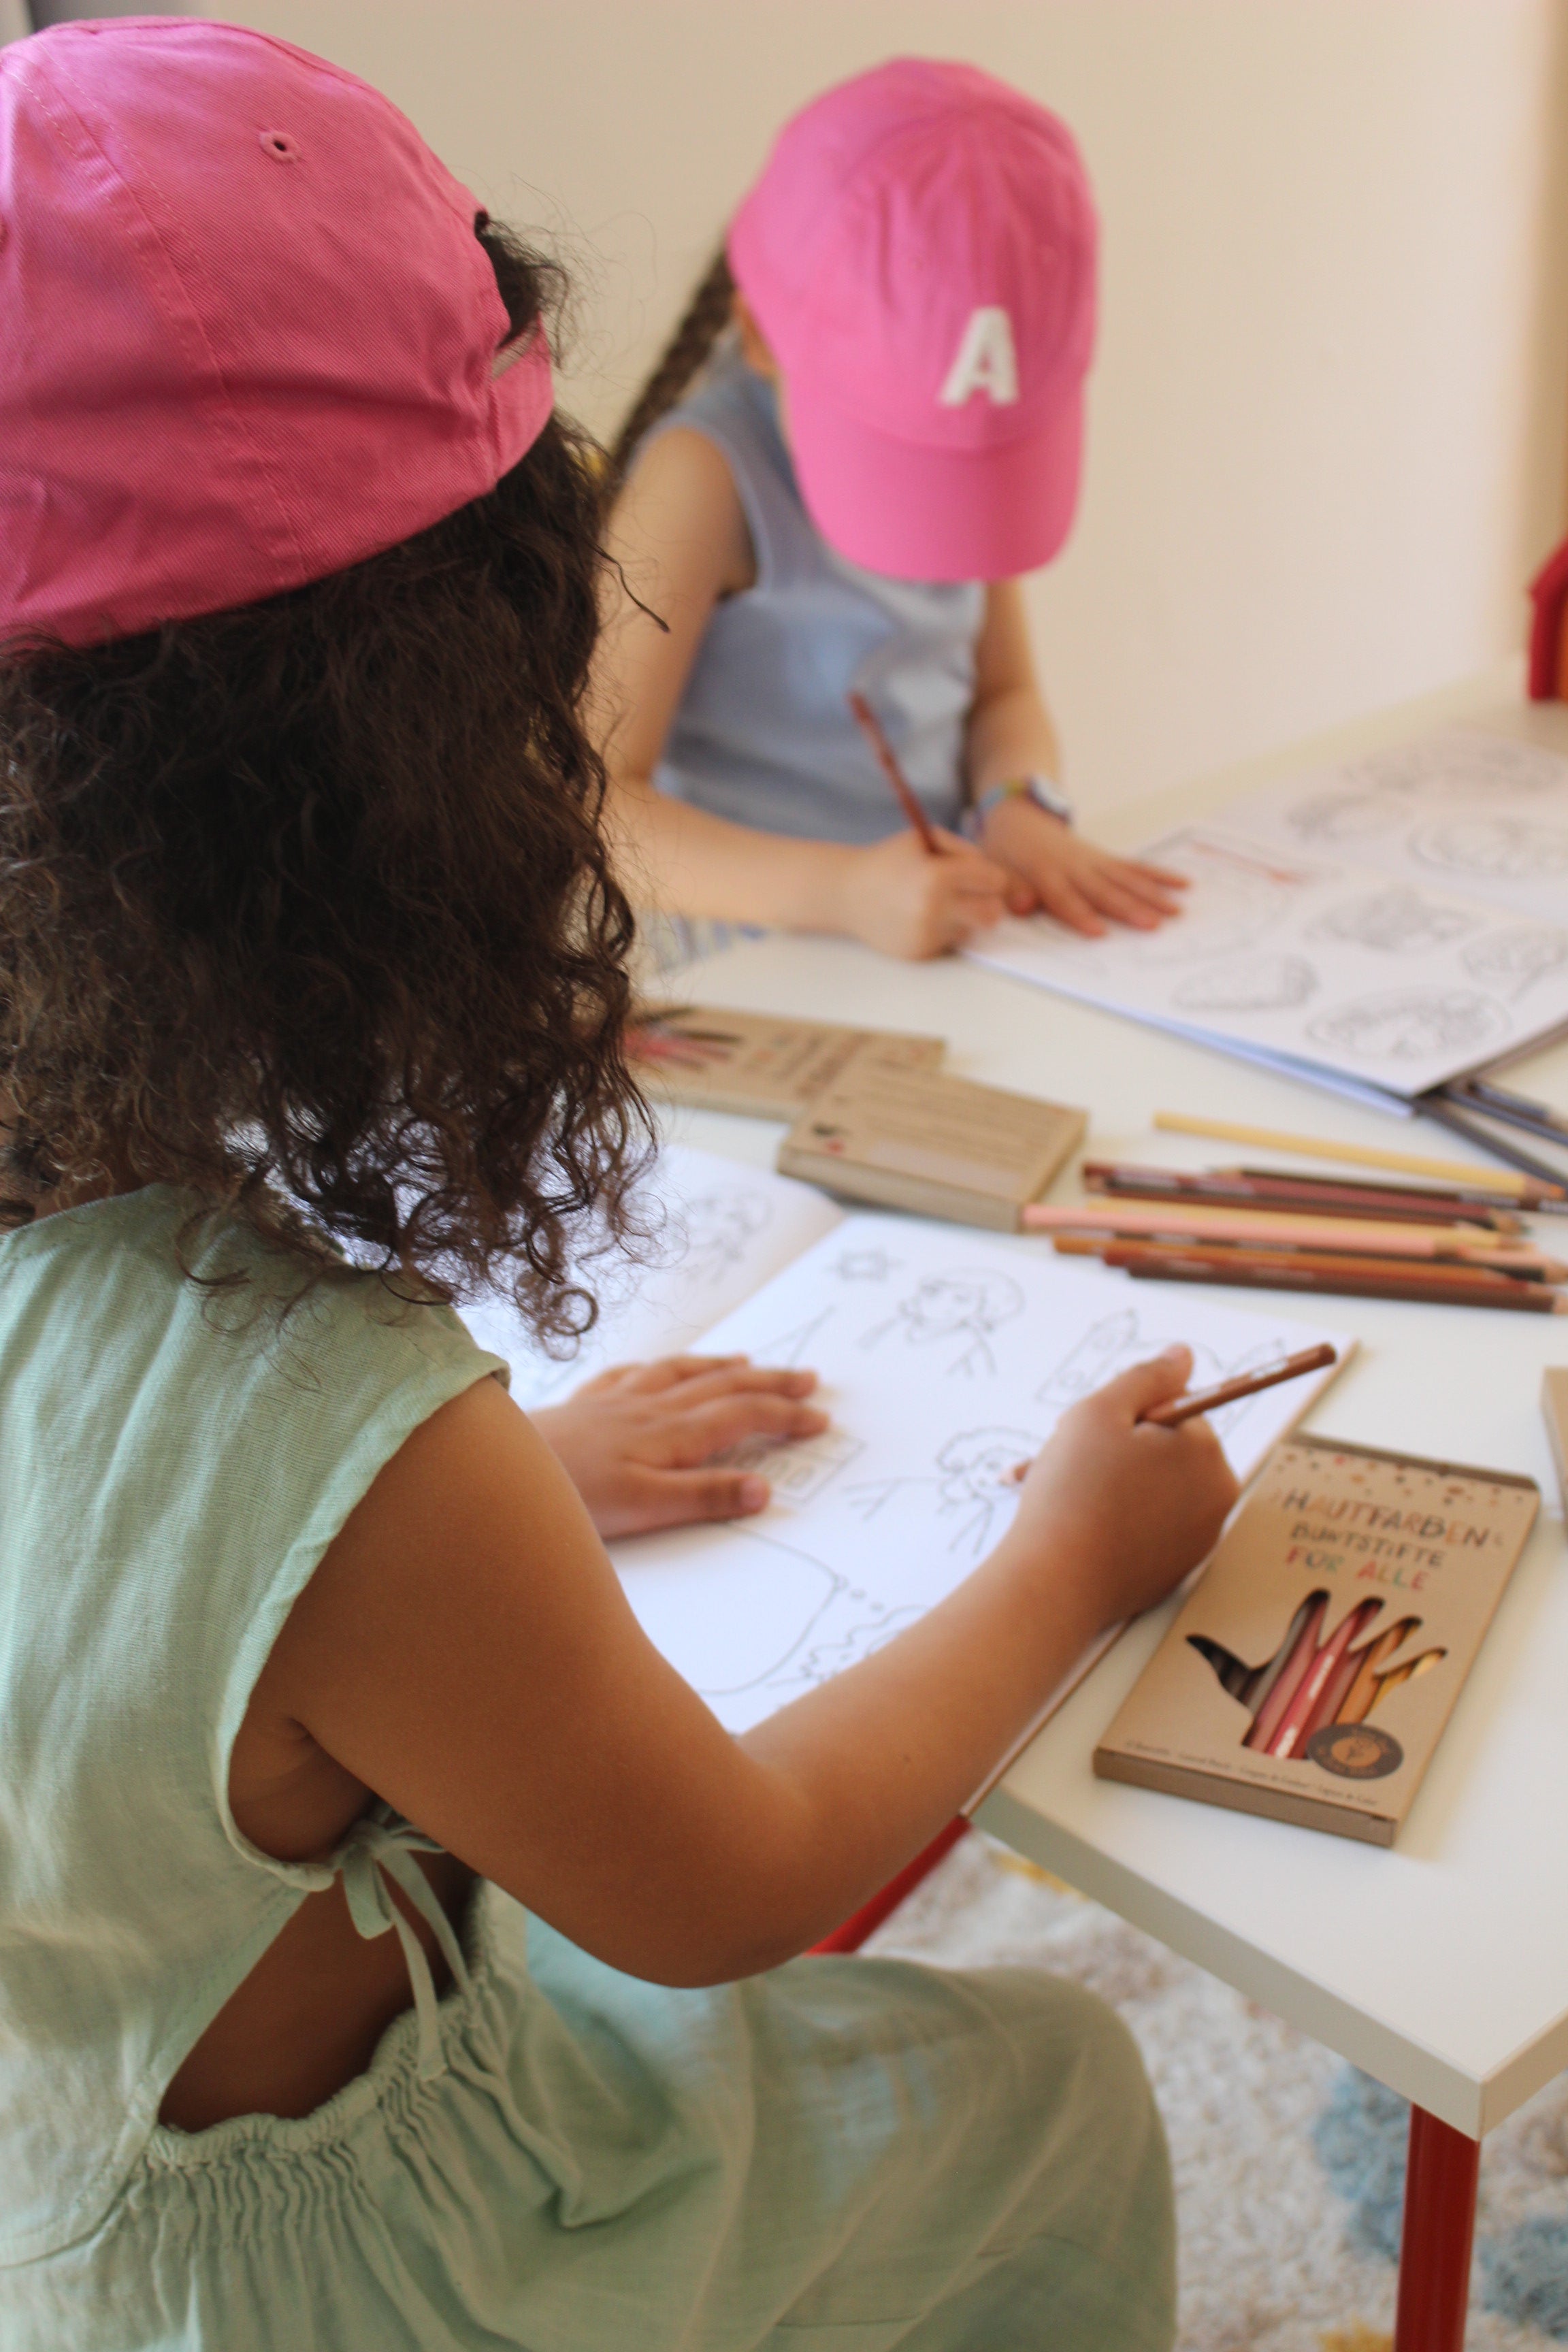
[600,58,1186,962]
[0,22,1230,2351]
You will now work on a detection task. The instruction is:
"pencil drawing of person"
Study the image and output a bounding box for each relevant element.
[676,1188,772,1284]
[845,1426,1038,1558]
[859,1269,1025,1377]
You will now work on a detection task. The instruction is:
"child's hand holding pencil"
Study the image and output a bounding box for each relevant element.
[1000,1346,1240,1627]
[835,823,1019,960]
[846,688,1024,958]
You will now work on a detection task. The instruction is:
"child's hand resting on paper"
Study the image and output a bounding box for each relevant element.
[830,826,1026,960]
[532,1354,828,1539]
[1000,1346,1239,1629]
[977,794,1188,939]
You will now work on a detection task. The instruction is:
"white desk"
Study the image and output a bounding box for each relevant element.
[660,674,1568,2342]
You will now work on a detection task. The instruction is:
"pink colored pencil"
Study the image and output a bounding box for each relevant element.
[1245,1593,1328,1752]
[1022,1198,1554,1268]
[1268,1599,1383,1759]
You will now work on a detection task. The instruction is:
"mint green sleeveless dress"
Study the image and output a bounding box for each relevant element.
[0,1188,1174,2350]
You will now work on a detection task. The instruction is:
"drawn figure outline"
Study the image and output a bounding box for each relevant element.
[1130,840,1307,966]
[1460,925,1568,1002]
[1409,817,1568,885]
[1172,953,1317,1012]
[672,1188,774,1285]
[845,1424,1040,1561]
[1306,987,1509,1064]
[860,1269,1026,1378]
[1309,888,1480,955]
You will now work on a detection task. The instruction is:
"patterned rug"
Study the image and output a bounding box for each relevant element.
[864,1832,1568,2350]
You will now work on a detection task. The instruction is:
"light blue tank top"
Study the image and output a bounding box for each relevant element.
[0,1188,504,2264]
[647,350,985,845]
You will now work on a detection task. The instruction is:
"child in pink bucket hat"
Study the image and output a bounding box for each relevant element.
[601,58,1186,962]
[0,21,1223,2349]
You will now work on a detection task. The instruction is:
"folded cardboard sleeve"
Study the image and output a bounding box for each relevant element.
[1094,1435,1539,1844]
[777,1044,1085,1231]
[630,1006,944,1123]
[1543,1368,1568,1516]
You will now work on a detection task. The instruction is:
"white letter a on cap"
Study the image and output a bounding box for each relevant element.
[938,308,1019,407]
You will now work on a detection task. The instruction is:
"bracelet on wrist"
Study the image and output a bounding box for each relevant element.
[964,772,1075,838]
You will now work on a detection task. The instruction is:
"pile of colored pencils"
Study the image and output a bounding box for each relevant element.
[1023,1161,1568,1313]
[1193,1596,1444,1757]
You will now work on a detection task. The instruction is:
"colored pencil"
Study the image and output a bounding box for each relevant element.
[1419,1092,1568,1190]
[1460,1077,1568,1140]
[1152,1112,1565,1202]
[1082,1162,1524,1231]
[1189,1635,1256,1701]
[1239,1596,1316,1718]
[1226,1166,1541,1220]
[1022,1198,1555,1266]
[1362,1648,1446,1716]
[1246,1593,1328,1751]
[1058,1245,1568,1313]
[626,1032,720,1068]
[1268,1599,1384,1758]
[848,691,941,854]
[1325,1618,1419,1731]
[1140,1341,1338,1426]
[1300,1617,1405,1744]
[1049,1235,1556,1288]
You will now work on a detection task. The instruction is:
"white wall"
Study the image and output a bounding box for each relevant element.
[180,4,1568,813]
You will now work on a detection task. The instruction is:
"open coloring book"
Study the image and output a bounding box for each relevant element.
[465,1146,1351,1736]
[967,728,1568,1107]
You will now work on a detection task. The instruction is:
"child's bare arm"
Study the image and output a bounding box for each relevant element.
[598,432,1015,958]
[967,582,1188,934]
[246,1350,1235,1986]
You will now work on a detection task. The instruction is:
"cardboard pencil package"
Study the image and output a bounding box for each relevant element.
[628,1004,945,1123]
[1094,1435,1539,1844]
[777,1043,1086,1232]
[1542,1368,1568,1516]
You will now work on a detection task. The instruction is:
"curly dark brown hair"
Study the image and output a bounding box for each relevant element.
[0,223,653,1348]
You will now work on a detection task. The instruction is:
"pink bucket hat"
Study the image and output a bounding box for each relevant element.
[0,16,553,649]
[728,58,1096,584]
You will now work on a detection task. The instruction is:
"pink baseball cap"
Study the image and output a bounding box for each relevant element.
[0,16,553,649]
[728,58,1096,584]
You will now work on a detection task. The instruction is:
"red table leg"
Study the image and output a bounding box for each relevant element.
[1393,2105,1481,2352]
[810,1817,970,1954]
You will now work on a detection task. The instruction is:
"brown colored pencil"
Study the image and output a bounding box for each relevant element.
[1050,1234,1556,1288]
[1226,1166,1540,1221]
[1140,1341,1338,1426]
[1081,1162,1524,1231]
[1022,1197,1551,1263]
[1054,1243,1567,1313]
[848,691,941,853]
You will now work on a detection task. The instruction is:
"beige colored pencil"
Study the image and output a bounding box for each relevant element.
[1152,1112,1550,1199]
[1021,1198,1556,1265]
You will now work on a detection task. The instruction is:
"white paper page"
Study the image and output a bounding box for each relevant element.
[609,1214,1351,1734]
[966,824,1568,1097]
[461,1144,845,1409]
[1221,727,1568,930]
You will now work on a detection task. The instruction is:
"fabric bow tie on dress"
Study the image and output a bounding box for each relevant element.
[336,1810,472,2080]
